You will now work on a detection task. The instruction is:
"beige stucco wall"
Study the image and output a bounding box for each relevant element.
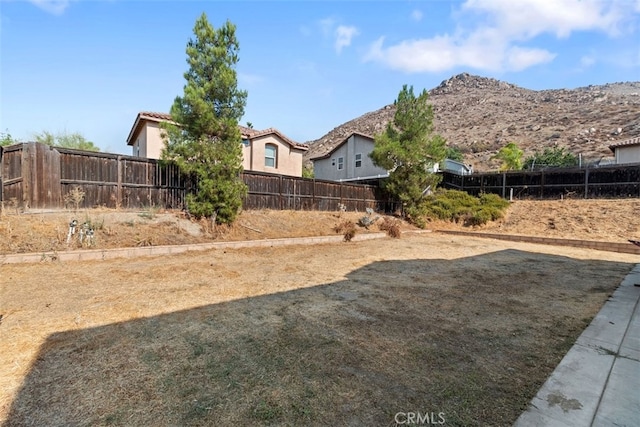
[242,139,252,171]
[131,125,147,158]
[247,134,304,177]
[131,122,304,176]
[615,145,640,164]
[144,122,165,160]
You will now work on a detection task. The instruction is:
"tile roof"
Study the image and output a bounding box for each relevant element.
[126,112,307,151]
[309,131,374,160]
[248,127,308,150]
[609,137,640,152]
[126,112,176,145]
[140,111,173,121]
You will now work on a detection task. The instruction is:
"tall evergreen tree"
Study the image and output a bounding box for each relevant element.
[162,13,248,224]
[370,85,446,218]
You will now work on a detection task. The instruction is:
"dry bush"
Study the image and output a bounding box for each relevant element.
[333,220,356,241]
[64,187,85,212]
[379,217,402,238]
[3,197,21,215]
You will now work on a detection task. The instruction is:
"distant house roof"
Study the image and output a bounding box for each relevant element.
[127,112,307,150]
[309,131,374,161]
[242,126,308,151]
[126,112,175,146]
[609,137,640,152]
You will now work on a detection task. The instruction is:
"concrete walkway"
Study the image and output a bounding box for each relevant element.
[515,263,640,427]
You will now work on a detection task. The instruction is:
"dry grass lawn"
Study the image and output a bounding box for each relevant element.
[1,230,637,426]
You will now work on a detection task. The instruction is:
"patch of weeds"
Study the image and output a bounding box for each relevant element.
[185,334,207,358]
[183,396,216,423]
[134,235,153,247]
[3,197,21,215]
[139,205,160,220]
[83,215,105,231]
[252,399,283,422]
[333,220,356,241]
[103,410,126,425]
[291,400,314,420]
[140,350,161,368]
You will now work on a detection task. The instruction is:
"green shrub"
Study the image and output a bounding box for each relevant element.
[420,190,510,227]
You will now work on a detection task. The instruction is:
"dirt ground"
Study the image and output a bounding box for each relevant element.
[1,199,639,425]
[0,198,638,255]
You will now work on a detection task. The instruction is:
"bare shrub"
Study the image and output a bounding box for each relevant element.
[64,187,85,212]
[379,217,402,238]
[3,197,21,215]
[333,220,356,242]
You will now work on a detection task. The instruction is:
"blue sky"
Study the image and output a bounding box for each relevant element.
[1,0,639,154]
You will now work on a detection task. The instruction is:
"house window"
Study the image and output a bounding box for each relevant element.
[265,144,277,168]
[355,153,362,168]
[242,138,250,147]
[337,157,344,170]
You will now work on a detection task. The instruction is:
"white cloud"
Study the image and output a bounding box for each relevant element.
[411,9,423,22]
[463,0,628,38]
[505,46,556,71]
[364,0,638,73]
[28,0,74,15]
[580,54,597,68]
[335,25,359,54]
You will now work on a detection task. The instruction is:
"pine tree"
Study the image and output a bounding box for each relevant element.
[370,85,446,218]
[162,13,248,224]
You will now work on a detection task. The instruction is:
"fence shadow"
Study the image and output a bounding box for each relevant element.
[3,250,635,426]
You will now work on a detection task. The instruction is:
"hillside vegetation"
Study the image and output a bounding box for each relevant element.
[304,73,640,172]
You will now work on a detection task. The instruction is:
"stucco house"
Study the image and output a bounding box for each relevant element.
[126,112,308,177]
[310,132,389,183]
[609,137,640,165]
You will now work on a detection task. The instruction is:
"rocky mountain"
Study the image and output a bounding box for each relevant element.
[303,73,640,172]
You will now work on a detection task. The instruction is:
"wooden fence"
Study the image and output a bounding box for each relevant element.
[441,164,640,199]
[0,142,391,212]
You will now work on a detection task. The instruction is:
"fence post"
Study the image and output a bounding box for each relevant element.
[117,155,123,209]
[584,167,589,199]
[21,143,32,209]
[501,172,506,198]
[279,174,283,210]
[0,146,3,205]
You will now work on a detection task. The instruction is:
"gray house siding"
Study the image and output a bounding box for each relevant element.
[614,145,640,164]
[313,133,388,182]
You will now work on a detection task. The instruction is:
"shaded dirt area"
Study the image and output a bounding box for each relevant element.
[1,234,637,426]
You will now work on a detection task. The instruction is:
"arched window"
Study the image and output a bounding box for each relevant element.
[265,144,277,168]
